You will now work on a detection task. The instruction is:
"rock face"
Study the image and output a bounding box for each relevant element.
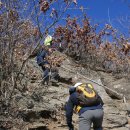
[1,56,130,130]
[99,71,130,99]
[59,58,129,130]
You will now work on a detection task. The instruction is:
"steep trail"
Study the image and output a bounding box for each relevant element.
[24,57,130,130]
[2,56,130,130]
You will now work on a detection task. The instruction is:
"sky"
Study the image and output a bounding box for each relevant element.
[17,0,130,37]
[64,0,130,37]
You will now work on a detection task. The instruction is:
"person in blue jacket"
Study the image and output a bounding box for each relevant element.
[29,35,60,84]
[65,83,104,130]
[36,46,52,84]
[36,35,54,84]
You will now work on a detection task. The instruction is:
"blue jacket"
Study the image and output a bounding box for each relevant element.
[65,90,103,125]
[36,49,49,65]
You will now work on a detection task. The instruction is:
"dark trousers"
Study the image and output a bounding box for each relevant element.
[79,109,104,130]
[43,68,50,83]
[39,62,50,84]
[39,62,59,84]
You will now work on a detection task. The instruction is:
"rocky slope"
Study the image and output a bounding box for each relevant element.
[1,56,130,130]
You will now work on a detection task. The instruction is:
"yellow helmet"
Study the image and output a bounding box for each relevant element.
[44,35,53,46]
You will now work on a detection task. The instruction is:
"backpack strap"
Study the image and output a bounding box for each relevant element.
[74,105,82,113]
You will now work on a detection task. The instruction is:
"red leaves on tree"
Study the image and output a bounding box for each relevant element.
[54,16,130,73]
[33,27,40,36]
[122,43,130,55]
[39,0,50,13]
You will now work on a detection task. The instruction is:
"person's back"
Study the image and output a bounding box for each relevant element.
[36,47,48,66]
[65,83,104,130]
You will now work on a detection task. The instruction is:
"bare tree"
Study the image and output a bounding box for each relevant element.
[0,0,74,128]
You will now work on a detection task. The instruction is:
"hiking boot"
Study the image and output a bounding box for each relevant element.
[41,80,49,86]
[50,78,58,83]
[41,80,45,85]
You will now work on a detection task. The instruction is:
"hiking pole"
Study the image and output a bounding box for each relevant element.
[49,62,53,84]
[48,68,52,84]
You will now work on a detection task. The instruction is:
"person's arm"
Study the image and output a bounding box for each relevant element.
[29,46,41,58]
[99,95,104,106]
[39,50,48,62]
[65,96,74,129]
[94,89,104,106]
[40,50,47,58]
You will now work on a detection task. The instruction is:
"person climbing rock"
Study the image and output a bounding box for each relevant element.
[36,47,52,85]
[65,82,104,130]
[29,35,56,84]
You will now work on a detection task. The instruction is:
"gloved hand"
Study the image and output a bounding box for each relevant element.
[69,127,74,130]
[68,123,74,130]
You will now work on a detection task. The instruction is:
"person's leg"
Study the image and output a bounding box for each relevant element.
[38,63,45,71]
[51,68,59,82]
[43,67,50,84]
[92,109,104,130]
[41,65,45,71]
[79,110,93,130]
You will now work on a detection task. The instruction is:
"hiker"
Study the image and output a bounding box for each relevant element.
[65,82,104,130]
[37,35,58,84]
[29,34,60,84]
[36,35,54,84]
[36,48,52,84]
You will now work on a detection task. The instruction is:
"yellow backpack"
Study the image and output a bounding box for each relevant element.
[75,83,101,113]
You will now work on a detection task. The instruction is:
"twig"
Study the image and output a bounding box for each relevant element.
[8,1,72,101]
